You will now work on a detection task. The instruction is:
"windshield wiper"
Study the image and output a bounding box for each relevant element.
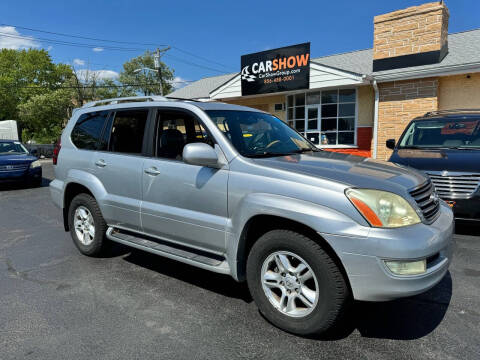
[400,146,451,150]
[291,148,321,153]
[245,152,299,158]
[399,146,425,149]
[401,145,478,150]
[447,146,478,150]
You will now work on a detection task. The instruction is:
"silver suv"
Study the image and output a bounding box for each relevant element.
[50,96,454,336]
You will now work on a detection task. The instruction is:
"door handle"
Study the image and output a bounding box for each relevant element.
[144,166,161,176]
[95,159,107,167]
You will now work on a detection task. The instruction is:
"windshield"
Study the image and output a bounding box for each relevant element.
[206,110,317,157]
[0,141,28,155]
[399,117,480,149]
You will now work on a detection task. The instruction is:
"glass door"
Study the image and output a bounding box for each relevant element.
[305,105,320,145]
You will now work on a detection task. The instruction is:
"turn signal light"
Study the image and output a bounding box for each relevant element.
[446,201,456,208]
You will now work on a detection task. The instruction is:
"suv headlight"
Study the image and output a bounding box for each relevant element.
[346,189,420,228]
[30,160,41,168]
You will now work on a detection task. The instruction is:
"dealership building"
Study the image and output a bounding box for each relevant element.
[170,2,480,159]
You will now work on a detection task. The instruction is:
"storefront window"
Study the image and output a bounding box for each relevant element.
[287,88,356,147]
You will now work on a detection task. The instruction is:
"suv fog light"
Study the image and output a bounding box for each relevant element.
[384,259,426,275]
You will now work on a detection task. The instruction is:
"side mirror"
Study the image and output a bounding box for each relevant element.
[183,143,219,168]
[30,149,38,156]
[386,139,396,150]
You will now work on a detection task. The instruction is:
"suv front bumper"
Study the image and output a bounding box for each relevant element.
[320,201,454,301]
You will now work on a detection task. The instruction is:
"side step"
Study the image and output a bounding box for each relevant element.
[106,227,231,274]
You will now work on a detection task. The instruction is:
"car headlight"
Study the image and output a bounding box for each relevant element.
[30,160,41,168]
[345,188,420,228]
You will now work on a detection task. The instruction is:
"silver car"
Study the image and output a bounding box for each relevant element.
[50,96,453,336]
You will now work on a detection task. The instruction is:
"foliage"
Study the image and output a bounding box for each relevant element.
[119,50,174,96]
[18,88,74,143]
[0,48,72,121]
[69,69,135,105]
[0,48,176,142]
[95,78,136,99]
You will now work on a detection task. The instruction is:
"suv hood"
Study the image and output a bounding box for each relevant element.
[390,148,480,172]
[251,151,427,192]
[0,154,37,165]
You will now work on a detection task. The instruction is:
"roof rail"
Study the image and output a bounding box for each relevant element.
[165,96,201,102]
[424,109,480,117]
[81,95,168,108]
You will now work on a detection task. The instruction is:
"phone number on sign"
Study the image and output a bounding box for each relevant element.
[263,75,295,84]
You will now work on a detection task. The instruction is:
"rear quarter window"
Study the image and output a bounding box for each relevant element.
[71,111,109,150]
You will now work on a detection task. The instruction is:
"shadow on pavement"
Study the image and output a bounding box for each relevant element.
[350,271,452,340]
[122,248,253,302]
[455,221,480,236]
[118,242,452,341]
[0,177,51,191]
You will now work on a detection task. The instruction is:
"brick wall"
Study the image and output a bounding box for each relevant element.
[376,78,438,160]
[373,2,449,60]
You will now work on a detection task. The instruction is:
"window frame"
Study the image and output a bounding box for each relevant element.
[286,87,358,148]
[70,110,111,151]
[98,107,153,156]
[150,107,216,162]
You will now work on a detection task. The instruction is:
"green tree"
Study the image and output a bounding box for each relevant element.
[18,88,74,143]
[119,50,174,96]
[91,78,136,100]
[0,48,72,120]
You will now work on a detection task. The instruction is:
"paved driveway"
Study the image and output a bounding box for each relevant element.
[0,161,479,359]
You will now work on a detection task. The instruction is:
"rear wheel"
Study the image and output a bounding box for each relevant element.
[68,193,108,256]
[246,229,351,336]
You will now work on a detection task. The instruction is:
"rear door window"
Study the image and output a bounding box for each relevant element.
[71,111,109,150]
[106,109,149,154]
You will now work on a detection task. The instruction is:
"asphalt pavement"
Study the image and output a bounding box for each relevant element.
[0,161,479,360]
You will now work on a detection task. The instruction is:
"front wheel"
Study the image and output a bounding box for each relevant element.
[246,230,351,336]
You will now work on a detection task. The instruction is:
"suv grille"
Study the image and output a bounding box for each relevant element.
[0,164,29,172]
[426,172,480,199]
[409,180,440,223]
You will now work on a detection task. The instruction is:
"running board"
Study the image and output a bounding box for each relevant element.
[106,227,230,274]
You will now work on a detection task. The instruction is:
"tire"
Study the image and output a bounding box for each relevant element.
[246,229,351,336]
[68,193,108,256]
[31,177,42,187]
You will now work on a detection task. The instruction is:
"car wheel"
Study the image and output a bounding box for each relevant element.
[68,193,108,256]
[31,177,42,187]
[246,229,351,336]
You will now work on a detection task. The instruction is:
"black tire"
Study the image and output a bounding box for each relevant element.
[246,229,351,336]
[68,193,108,256]
[31,177,42,187]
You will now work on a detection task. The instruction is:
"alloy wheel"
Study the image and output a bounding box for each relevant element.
[74,206,95,246]
[261,251,319,317]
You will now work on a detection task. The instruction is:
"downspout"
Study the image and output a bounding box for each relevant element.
[372,80,379,159]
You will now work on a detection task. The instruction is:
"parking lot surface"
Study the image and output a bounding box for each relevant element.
[1,161,479,360]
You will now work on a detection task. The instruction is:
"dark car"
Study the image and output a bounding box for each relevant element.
[387,109,480,222]
[0,140,42,187]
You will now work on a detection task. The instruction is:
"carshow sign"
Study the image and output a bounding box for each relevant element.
[241,43,310,96]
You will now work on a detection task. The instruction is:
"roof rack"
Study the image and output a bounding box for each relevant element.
[424,109,480,117]
[165,96,201,102]
[81,95,168,108]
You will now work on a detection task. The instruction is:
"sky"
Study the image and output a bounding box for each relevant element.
[1,0,480,88]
